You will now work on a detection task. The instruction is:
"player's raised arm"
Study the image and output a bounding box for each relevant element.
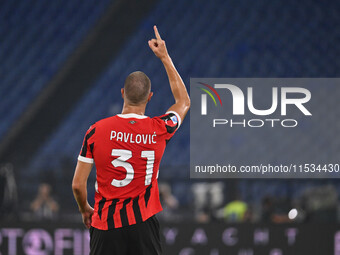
[148,25,190,122]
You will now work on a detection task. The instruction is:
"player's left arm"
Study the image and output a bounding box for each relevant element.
[72,161,94,229]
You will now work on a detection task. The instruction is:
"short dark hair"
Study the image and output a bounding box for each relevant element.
[124,71,151,105]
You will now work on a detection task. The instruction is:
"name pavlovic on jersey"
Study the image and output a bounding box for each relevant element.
[78,111,181,230]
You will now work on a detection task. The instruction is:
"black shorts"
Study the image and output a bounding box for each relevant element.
[90,215,162,255]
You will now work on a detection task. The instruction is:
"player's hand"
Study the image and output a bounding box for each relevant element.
[148,25,169,60]
[81,203,94,229]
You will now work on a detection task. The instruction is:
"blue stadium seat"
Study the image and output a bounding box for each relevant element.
[0,0,113,139]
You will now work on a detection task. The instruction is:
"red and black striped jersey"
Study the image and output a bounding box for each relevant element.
[78,111,180,230]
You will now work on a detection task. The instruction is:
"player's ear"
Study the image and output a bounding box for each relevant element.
[121,88,124,99]
[147,92,153,102]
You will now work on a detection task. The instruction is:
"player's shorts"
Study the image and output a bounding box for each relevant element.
[90,215,162,255]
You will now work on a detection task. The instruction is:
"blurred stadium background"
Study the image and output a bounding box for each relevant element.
[0,0,340,254]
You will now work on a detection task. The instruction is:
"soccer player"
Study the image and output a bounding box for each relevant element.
[72,26,190,255]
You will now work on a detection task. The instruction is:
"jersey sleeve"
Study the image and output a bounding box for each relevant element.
[156,111,181,141]
[78,124,96,163]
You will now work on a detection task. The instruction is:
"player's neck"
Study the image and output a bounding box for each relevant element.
[121,103,146,116]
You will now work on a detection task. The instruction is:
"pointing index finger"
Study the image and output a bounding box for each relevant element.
[154,25,162,40]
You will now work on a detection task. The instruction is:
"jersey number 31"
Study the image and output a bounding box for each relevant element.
[111,149,155,187]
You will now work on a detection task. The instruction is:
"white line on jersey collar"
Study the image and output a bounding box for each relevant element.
[117,113,148,119]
